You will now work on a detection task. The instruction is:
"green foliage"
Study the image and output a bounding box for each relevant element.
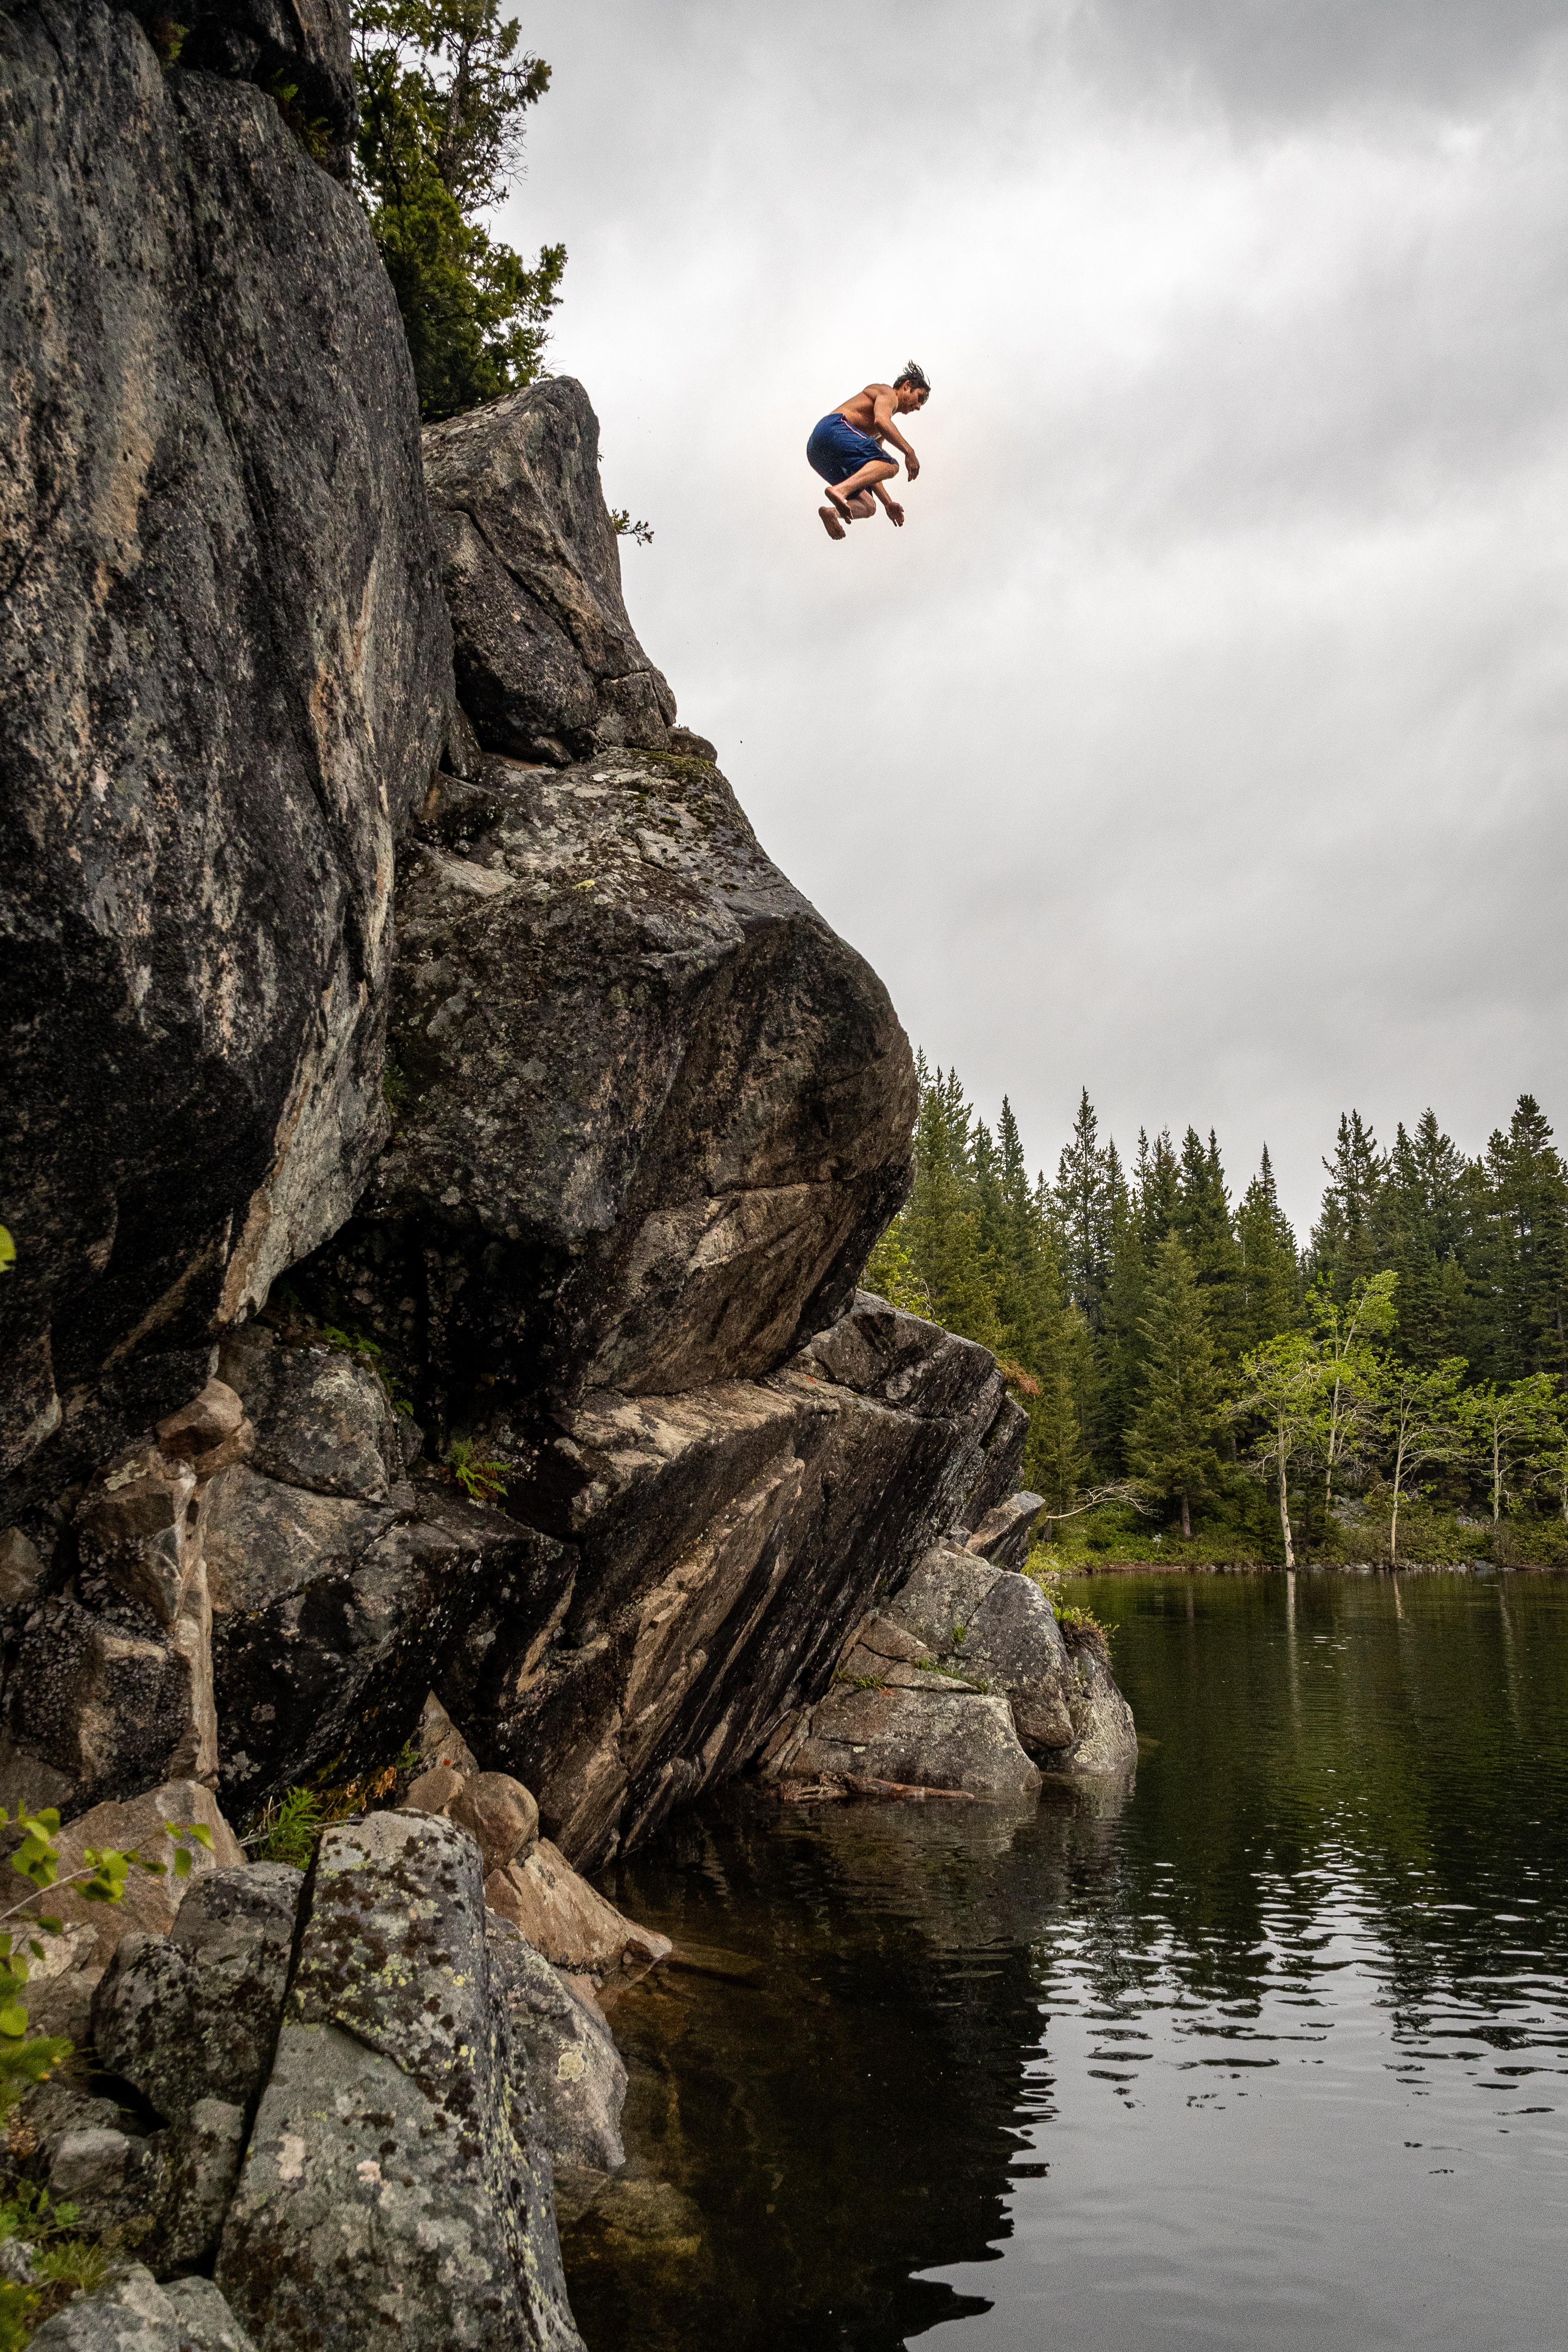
[445,1436,507,1504]
[1125,1237,1225,1537]
[0,1227,13,1275]
[145,16,187,67]
[311,1319,416,1419]
[1055,1602,1114,1643]
[0,2180,110,2348]
[253,1737,420,1869]
[879,1062,1568,1561]
[861,1221,929,1316]
[266,69,333,161]
[610,511,655,546]
[382,1060,412,1117]
[258,1787,329,1871]
[0,1807,211,2129]
[352,0,565,419]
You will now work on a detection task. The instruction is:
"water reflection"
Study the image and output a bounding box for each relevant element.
[567,1571,1568,2352]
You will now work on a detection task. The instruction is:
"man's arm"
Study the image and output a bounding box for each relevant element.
[872,480,905,528]
[871,387,919,476]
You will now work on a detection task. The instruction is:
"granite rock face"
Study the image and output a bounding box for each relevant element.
[766,1535,1136,1795]
[438,1295,1031,1864]
[301,744,918,1419]
[190,1329,564,1808]
[423,379,681,766]
[27,2265,257,2352]
[487,1922,628,2174]
[0,1473,215,1815]
[0,0,450,1503]
[216,1810,583,2352]
[94,1863,303,2124]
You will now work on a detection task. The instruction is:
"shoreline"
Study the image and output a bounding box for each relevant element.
[1066,1557,1568,1577]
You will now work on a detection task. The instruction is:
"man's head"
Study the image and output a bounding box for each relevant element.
[893,360,930,414]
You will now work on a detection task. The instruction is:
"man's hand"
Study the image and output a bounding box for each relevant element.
[882,498,905,527]
[903,449,919,481]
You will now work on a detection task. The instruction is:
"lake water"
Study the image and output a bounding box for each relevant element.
[563,1569,1568,2351]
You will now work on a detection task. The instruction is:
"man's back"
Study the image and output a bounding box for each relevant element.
[834,382,894,438]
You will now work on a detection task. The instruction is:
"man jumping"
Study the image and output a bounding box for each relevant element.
[806,363,930,541]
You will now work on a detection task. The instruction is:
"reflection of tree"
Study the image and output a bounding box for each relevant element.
[1059,1572,1568,2072]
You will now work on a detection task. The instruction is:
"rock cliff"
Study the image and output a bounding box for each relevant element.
[0,0,450,1497]
[0,11,1136,2335]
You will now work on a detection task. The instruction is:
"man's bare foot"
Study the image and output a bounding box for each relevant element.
[825,482,853,522]
[819,505,846,541]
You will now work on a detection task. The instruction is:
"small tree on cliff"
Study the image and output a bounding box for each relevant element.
[353,0,565,419]
[1126,1235,1224,1538]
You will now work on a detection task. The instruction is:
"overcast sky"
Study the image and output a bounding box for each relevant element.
[501,0,1568,1234]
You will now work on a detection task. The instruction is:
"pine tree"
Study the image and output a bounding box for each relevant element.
[1053,1089,1115,1333]
[353,1,565,420]
[1477,1097,1568,1381]
[1234,1147,1300,1351]
[1311,1112,1384,1292]
[1176,1126,1243,1362]
[901,1071,1002,1349]
[1376,1112,1472,1366]
[1137,1128,1182,1253]
[1125,1235,1224,1538]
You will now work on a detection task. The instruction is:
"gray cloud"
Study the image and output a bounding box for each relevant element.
[504,1,1568,1231]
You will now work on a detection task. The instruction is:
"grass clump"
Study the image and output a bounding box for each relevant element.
[445,1437,507,1506]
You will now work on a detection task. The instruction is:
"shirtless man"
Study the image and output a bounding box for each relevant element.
[806,362,929,541]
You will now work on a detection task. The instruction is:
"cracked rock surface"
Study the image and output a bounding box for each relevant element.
[306,740,917,1414]
[0,0,451,1504]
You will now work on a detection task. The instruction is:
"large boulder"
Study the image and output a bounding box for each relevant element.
[894,1543,1079,1754]
[422,378,685,766]
[15,1782,245,1965]
[764,1534,1138,1793]
[216,1810,583,2352]
[0,0,451,1505]
[94,1863,303,2124]
[784,1683,1041,1799]
[440,1297,1029,1864]
[297,745,918,1418]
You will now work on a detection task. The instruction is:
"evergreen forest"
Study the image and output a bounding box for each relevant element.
[864,1064,1568,1567]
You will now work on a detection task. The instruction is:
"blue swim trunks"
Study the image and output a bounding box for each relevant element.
[806,412,895,485]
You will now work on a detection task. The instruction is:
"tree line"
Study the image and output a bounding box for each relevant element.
[864,1065,1568,1562]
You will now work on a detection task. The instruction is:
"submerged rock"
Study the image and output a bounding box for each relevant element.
[484,1838,672,1978]
[488,1923,628,2174]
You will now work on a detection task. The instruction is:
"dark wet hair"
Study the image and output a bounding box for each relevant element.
[894,361,930,392]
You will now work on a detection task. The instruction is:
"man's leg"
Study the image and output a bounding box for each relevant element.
[824,457,898,521]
